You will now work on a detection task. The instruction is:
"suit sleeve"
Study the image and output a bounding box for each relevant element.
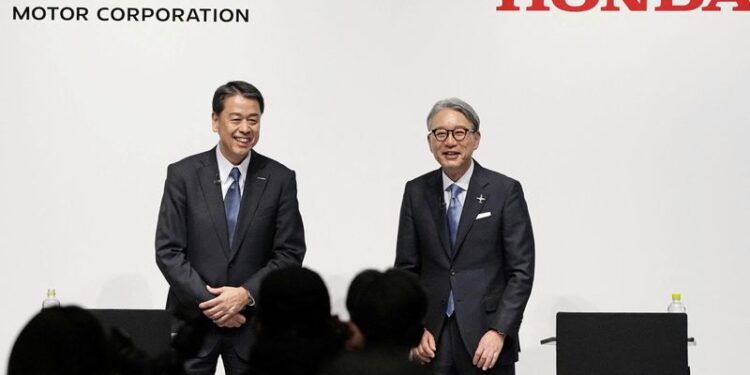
[242,170,306,297]
[155,164,214,305]
[493,180,535,336]
[395,182,421,275]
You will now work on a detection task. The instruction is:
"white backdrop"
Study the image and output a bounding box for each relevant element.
[1,1,748,373]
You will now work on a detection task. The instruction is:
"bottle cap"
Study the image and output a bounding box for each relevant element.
[671,292,681,301]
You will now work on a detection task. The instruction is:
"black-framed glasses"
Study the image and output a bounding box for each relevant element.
[429,127,474,142]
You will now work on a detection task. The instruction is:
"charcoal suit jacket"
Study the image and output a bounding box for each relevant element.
[395,161,534,365]
[155,148,305,359]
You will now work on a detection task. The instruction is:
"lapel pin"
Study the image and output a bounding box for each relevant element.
[256,177,267,180]
[476,194,486,204]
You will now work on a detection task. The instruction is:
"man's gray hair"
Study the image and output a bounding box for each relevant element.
[426,97,480,132]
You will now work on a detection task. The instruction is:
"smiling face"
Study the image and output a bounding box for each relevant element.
[428,108,481,181]
[212,94,261,165]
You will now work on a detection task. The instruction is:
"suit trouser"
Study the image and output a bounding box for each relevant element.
[183,334,250,375]
[433,315,515,375]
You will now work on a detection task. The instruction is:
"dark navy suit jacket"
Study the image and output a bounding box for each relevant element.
[155,148,305,359]
[395,161,534,365]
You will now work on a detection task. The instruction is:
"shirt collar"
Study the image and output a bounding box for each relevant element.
[442,160,474,192]
[216,146,251,183]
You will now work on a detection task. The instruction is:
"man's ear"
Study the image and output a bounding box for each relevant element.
[344,321,366,351]
[211,113,219,132]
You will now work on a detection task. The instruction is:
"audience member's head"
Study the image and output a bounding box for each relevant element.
[319,269,432,375]
[8,306,111,375]
[346,268,427,350]
[250,267,346,375]
[256,266,334,336]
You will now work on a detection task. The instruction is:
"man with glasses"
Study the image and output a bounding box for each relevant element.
[395,98,535,375]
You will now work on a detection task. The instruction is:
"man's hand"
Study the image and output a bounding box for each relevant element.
[215,313,246,328]
[410,329,437,364]
[473,330,505,371]
[198,285,250,325]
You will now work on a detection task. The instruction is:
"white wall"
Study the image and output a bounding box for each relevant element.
[1,1,748,373]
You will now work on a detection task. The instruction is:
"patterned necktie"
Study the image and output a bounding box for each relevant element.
[225,167,241,247]
[446,183,463,317]
[447,183,463,247]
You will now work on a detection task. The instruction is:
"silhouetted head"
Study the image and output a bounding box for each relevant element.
[346,269,427,348]
[8,306,110,375]
[251,267,346,375]
[256,267,332,337]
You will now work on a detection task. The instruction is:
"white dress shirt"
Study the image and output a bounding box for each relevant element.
[215,146,251,199]
[442,160,475,207]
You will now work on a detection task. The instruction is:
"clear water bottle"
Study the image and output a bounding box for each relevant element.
[667,292,686,313]
[42,288,60,309]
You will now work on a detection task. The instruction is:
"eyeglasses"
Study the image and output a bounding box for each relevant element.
[429,127,475,142]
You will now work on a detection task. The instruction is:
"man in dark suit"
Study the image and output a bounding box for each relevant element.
[155,81,306,375]
[395,98,534,375]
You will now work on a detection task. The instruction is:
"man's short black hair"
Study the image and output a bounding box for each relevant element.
[256,267,331,337]
[212,81,265,115]
[8,306,110,375]
[346,269,427,348]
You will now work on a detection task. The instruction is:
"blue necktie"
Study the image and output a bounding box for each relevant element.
[446,183,463,317]
[447,184,463,247]
[225,167,241,247]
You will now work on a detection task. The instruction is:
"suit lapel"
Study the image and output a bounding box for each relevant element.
[197,149,231,258]
[229,150,269,261]
[426,170,452,260]
[452,162,489,260]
